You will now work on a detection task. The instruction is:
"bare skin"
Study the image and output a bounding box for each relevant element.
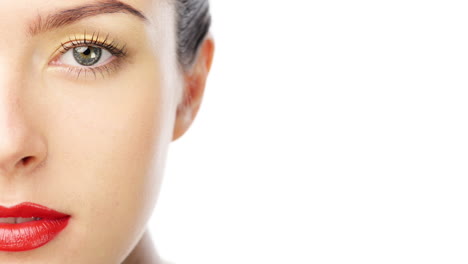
[122,35,214,264]
[0,0,214,263]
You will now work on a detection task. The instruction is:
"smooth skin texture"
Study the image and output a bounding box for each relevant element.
[0,0,214,263]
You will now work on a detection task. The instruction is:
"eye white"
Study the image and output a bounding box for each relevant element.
[59,46,113,67]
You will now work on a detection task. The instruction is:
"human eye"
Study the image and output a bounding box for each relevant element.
[49,31,128,80]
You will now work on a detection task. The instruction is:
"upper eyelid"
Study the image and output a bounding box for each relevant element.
[58,41,127,59]
[58,32,128,57]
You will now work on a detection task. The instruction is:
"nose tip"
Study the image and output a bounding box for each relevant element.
[0,130,47,178]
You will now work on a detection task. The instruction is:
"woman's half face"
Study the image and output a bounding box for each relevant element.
[0,0,182,262]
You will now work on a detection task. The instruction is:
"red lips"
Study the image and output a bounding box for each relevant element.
[0,202,71,251]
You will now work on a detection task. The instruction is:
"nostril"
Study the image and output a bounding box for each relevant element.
[21,156,34,166]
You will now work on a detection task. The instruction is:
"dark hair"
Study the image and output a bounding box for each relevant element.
[175,0,211,71]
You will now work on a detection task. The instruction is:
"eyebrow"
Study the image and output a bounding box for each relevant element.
[27,0,148,37]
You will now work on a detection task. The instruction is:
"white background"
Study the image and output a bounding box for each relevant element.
[149,1,468,263]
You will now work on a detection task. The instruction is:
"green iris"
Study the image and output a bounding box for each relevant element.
[73,46,102,66]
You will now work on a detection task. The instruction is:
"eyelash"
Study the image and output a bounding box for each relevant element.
[53,31,128,80]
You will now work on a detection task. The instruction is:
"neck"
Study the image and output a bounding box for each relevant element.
[122,229,161,264]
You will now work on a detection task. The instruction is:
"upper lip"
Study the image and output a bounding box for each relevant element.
[0,202,70,219]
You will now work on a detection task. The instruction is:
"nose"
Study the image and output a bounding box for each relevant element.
[0,89,47,179]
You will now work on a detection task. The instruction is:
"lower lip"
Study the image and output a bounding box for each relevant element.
[0,217,70,252]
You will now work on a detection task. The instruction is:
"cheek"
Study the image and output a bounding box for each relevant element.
[40,59,174,261]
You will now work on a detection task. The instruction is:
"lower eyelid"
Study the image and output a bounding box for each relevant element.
[48,57,125,80]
